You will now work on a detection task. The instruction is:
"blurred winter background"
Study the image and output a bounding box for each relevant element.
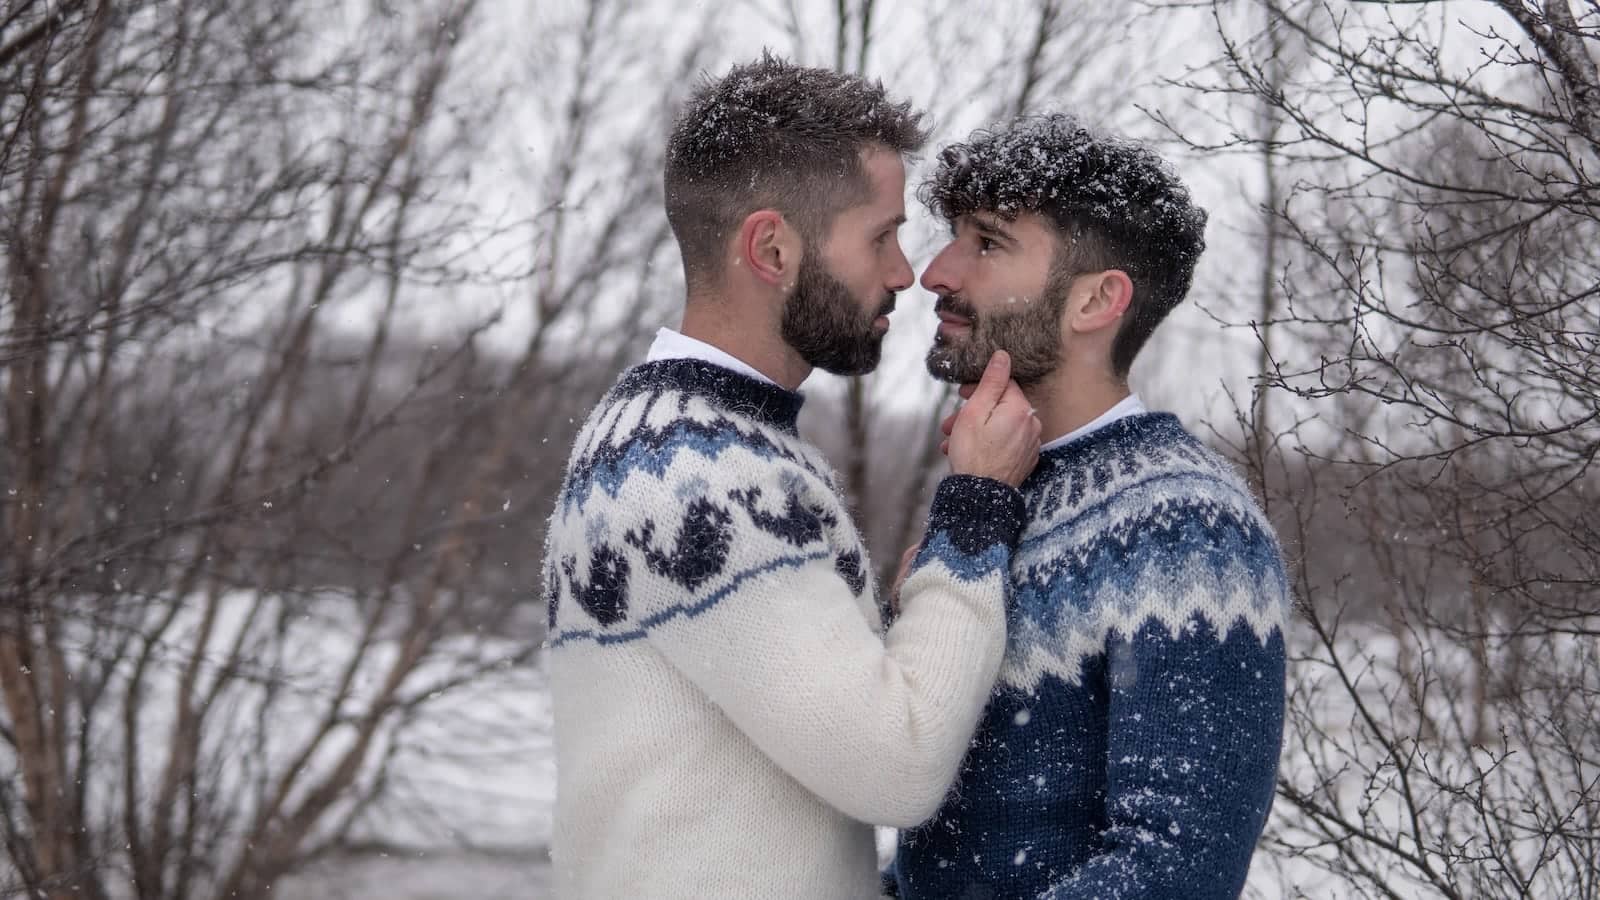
[2,0,1595,897]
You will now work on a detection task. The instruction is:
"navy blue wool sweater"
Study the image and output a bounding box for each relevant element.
[892,413,1290,900]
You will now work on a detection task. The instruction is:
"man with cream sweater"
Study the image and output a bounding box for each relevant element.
[542,55,1041,898]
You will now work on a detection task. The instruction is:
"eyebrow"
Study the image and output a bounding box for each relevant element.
[969,214,1014,242]
[877,214,907,232]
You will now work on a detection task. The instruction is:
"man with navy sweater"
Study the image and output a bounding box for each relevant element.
[888,115,1292,899]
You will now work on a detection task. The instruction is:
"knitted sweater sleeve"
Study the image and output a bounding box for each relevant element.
[646,473,1026,828]
[1038,507,1287,900]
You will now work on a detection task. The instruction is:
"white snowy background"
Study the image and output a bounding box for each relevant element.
[4,0,1595,898]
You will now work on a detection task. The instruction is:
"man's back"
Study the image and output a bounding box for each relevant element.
[551,621,879,898]
[545,358,1026,898]
[545,359,882,897]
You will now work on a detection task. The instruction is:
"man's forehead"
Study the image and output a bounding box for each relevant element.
[860,143,906,178]
[834,197,903,231]
[958,209,1054,237]
[953,211,1015,233]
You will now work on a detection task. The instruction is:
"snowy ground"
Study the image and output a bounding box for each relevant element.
[276,648,1296,899]
[51,601,1572,898]
[279,849,553,899]
[282,624,1539,899]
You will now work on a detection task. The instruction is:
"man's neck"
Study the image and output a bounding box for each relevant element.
[1023,364,1132,446]
[679,295,812,391]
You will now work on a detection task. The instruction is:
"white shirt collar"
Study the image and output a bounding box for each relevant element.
[645,328,779,387]
[1041,394,1147,451]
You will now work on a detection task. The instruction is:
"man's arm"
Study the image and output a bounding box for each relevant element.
[647,351,1039,828]
[645,473,1025,828]
[1038,606,1286,900]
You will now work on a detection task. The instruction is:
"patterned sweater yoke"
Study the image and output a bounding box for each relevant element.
[894,412,1293,900]
[545,358,1027,900]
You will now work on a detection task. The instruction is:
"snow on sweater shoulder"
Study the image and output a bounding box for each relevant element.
[894,413,1292,900]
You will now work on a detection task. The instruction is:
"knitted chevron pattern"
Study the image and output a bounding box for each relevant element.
[893,413,1291,900]
[546,360,835,644]
[544,358,1026,900]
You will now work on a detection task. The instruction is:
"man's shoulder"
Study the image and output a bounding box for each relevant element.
[1013,415,1291,621]
[1002,419,1292,691]
[1099,429,1283,576]
[549,362,847,554]
[1065,414,1262,522]
[543,369,855,650]
[565,366,810,481]
[1027,414,1265,529]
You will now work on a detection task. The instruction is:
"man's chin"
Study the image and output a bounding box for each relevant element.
[925,350,973,384]
[817,360,878,377]
[808,338,884,377]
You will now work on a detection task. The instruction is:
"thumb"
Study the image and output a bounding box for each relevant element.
[965,350,1012,409]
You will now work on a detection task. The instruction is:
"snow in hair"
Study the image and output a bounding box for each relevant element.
[923,114,1209,375]
[921,113,1206,269]
[666,51,926,178]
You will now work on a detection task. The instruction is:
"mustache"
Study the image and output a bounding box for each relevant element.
[933,294,977,320]
[876,293,897,317]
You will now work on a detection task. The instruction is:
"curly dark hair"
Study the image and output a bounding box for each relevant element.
[664,52,928,289]
[921,114,1207,377]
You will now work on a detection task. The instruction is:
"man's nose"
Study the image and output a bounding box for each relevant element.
[920,246,958,296]
[887,244,914,293]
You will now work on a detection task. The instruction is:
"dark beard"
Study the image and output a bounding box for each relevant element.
[925,263,1073,386]
[781,252,894,377]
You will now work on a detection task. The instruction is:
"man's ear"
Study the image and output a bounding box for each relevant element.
[1068,269,1133,334]
[737,210,802,288]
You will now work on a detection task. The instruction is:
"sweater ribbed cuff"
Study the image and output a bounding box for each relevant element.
[926,475,1027,557]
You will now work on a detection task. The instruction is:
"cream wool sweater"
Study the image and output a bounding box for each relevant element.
[542,358,1026,899]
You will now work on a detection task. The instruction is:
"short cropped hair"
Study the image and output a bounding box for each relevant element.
[665,52,928,288]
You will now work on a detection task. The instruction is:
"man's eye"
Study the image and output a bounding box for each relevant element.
[978,236,997,253]
[875,231,891,245]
